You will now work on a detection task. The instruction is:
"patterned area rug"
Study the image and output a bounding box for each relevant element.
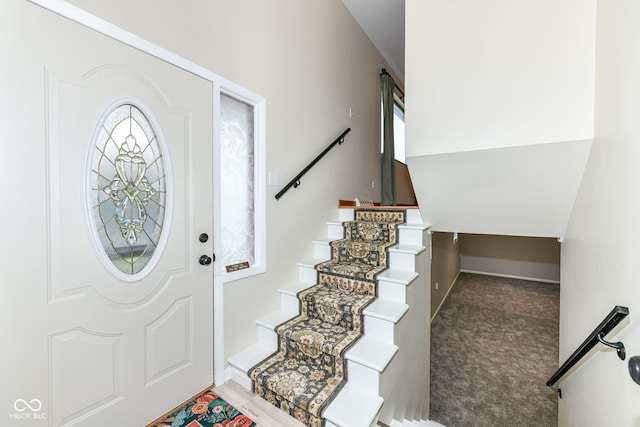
[150,389,256,427]
[248,209,406,426]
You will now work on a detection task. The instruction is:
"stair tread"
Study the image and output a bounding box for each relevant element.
[298,258,326,268]
[345,335,398,371]
[280,281,315,296]
[227,343,274,373]
[363,298,409,323]
[389,243,426,254]
[398,223,428,230]
[313,238,332,244]
[323,383,383,427]
[376,268,418,285]
[256,310,297,329]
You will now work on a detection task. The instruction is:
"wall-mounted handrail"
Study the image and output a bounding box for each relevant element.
[546,305,629,397]
[275,128,351,200]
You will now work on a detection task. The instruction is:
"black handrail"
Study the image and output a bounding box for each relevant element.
[546,305,629,397]
[275,128,351,200]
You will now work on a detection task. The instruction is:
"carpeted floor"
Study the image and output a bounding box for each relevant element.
[430,272,559,427]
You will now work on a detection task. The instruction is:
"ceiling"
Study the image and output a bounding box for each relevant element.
[341,0,405,83]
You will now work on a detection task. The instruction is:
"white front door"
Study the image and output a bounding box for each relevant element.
[1,2,214,425]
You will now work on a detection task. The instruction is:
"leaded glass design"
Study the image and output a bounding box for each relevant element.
[90,103,167,277]
[220,94,255,268]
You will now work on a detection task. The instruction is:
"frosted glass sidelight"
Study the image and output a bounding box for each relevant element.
[89,103,167,277]
[220,94,255,267]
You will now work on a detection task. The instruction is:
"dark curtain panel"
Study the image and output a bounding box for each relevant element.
[381,72,396,206]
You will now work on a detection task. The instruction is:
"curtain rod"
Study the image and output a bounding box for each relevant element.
[380,68,404,100]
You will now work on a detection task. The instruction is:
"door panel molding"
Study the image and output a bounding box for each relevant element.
[49,329,123,425]
[144,297,193,386]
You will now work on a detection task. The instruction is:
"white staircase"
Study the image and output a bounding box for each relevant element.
[226,207,431,427]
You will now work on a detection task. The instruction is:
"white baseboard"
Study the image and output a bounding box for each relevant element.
[459,269,560,285]
[431,270,460,324]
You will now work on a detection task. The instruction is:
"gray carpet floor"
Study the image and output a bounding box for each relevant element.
[430,273,559,427]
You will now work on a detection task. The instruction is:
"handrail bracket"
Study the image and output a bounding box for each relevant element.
[597,332,626,360]
[547,385,562,398]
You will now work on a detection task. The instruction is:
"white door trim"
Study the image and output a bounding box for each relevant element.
[28,0,265,387]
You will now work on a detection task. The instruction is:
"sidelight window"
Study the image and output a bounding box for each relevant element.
[217,91,265,281]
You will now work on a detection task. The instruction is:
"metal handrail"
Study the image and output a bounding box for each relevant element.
[274,128,351,200]
[546,305,629,397]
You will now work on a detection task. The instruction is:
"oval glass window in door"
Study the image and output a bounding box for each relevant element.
[88,102,169,280]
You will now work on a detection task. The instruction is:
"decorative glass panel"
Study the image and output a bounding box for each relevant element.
[89,103,167,278]
[220,94,255,268]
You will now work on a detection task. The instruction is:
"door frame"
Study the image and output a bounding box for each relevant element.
[29,0,267,387]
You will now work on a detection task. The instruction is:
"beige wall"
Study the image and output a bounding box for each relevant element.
[395,160,417,206]
[460,234,561,283]
[67,0,393,362]
[559,1,640,424]
[430,232,460,319]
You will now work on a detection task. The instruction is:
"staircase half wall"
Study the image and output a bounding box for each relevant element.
[406,139,592,238]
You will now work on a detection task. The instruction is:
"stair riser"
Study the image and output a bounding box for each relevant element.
[389,251,416,271]
[257,324,278,350]
[280,291,300,314]
[377,280,408,304]
[298,264,318,284]
[405,209,422,224]
[339,208,355,221]
[226,365,252,390]
[364,316,395,343]
[346,359,380,394]
[314,242,331,259]
[398,227,424,246]
[327,223,345,239]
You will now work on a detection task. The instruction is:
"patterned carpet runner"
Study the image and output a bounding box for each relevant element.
[150,388,255,427]
[248,209,406,426]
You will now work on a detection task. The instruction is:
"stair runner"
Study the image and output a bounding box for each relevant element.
[248,209,406,427]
